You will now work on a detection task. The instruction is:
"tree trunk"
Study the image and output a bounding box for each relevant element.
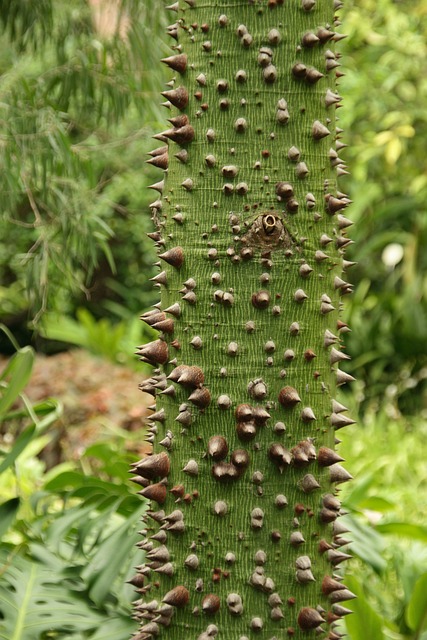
[132,1,354,639]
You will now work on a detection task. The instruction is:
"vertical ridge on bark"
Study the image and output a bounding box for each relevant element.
[133,1,354,639]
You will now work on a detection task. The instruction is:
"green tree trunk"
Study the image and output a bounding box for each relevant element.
[132,1,354,639]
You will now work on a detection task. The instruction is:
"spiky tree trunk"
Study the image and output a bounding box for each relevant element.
[132,1,355,639]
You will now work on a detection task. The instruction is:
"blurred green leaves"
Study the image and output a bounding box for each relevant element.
[0,498,20,539]
[406,574,427,638]
[341,568,427,640]
[0,336,148,638]
[38,307,155,367]
[376,523,427,542]
[0,328,59,541]
[344,575,385,640]
[338,406,427,639]
[339,0,427,413]
[0,337,34,420]
[0,0,167,323]
[0,552,103,640]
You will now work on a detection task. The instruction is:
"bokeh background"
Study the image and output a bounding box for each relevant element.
[1,1,426,638]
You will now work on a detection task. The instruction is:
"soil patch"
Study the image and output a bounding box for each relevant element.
[1,349,152,467]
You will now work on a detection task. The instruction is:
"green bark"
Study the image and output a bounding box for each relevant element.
[132,1,354,639]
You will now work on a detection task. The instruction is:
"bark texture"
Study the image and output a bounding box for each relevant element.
[132,1,354,639]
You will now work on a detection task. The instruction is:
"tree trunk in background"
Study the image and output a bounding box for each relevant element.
[88,0,129,40]
[133,1,354,639]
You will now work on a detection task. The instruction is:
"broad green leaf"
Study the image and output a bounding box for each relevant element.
[0,552,104,640]
[343,473,375,511]
[82,503,147,606]
[30,542,71,572]
[84,442,114,461]
[342,515,387,574]
[89,616,137,640]
[0,498,20,538]
[344,575,385,640]
[0,346,34,419]
[44,470,119,493]
[39,313,88,348]
[43,470,93,492]
[375,523,427,541]
[84,442,132,481]
[406,573,427,633]
[43,472,135,509]
[358,496,395,512]
[0,425,36,474]
[44,502,106,553]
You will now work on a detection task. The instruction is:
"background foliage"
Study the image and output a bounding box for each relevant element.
[1,0,427,638]
[339,0,427,415]
[0,0,167,345]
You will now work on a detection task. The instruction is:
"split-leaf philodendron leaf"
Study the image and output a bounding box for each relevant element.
[0,552,104,640]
